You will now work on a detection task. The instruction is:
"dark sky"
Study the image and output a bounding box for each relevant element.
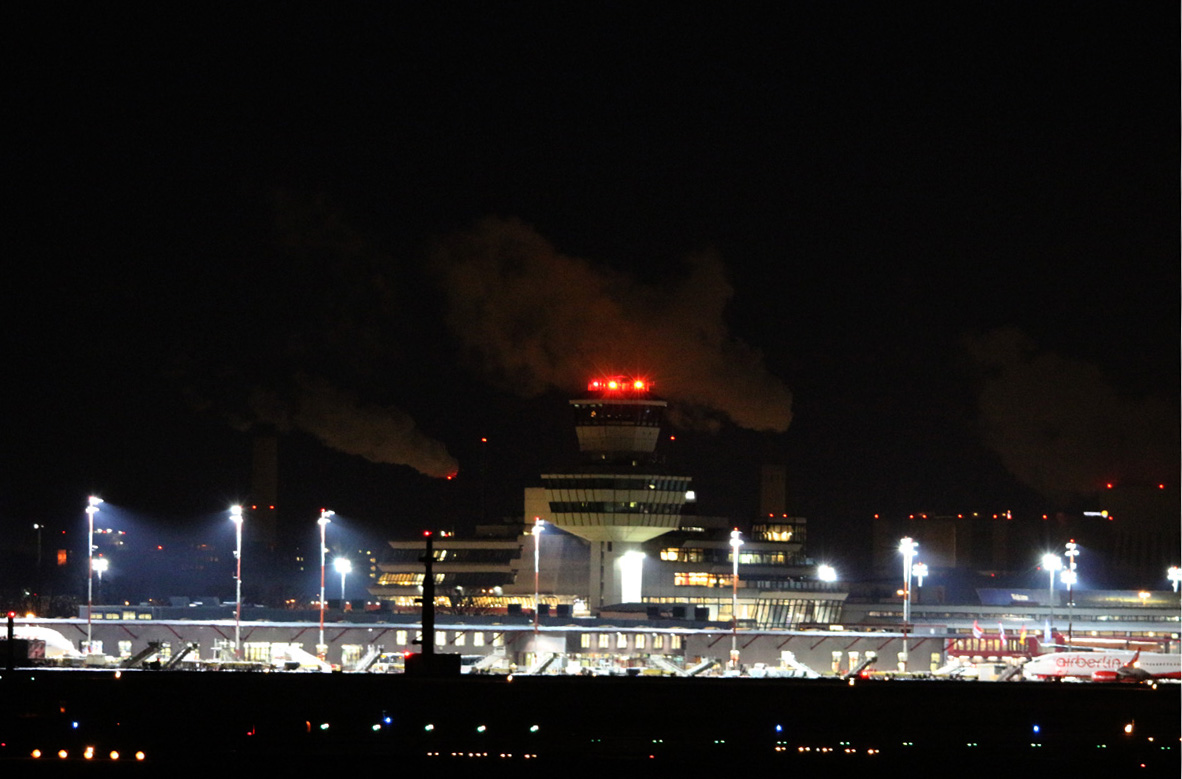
[5,6,1177,563]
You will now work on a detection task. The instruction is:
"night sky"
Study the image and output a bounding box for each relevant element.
[5,6,1177,570]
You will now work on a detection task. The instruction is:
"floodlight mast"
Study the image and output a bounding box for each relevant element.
[318,509,335,658]
[230,505,243,658]
[85,496,103,654]
[899,537,918,671]
[729,529,743,669]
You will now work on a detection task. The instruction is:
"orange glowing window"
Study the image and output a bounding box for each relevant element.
[57,549,68,566]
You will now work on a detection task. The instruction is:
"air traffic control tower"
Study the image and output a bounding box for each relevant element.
[539,377,691,610]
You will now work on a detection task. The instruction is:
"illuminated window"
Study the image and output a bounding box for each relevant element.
[598,633,610,649]
[671,635,681,649]
[454,632,466,647]
[653,634,664,649]
[616,633,627,649]
[434,631,445,646]
[581,634,592,649]
[473,632,484,647]
[675,572,719,587]
[493,633,504,647]
[635,634,646,650]
[396,630,408,645]
[661,548,705,563]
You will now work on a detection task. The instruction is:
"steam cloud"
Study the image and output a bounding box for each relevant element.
[248,374,459,478]
[430,217,793,431]
[964,327,1178,499]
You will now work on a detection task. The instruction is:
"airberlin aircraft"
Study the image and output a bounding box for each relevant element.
[1022,649,1181,682]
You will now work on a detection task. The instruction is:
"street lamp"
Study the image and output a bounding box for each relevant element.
[1041,552,1062,627]
[817,564,837,583]
[85,496,103,654]
[899,537,918,671]
[1168,566,1182,593]
[230,505,243,658]
[729,528,743,669]
[532,517,545,633]
[333,557,352,604]
[318,509,335,658]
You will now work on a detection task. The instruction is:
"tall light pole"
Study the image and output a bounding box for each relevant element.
[230,505,243,659]
[1169,566,1182,593]
[729,528,743,670]
[318,509,335,658]
[899,537,917,671]
[1041,552,1062,630]
[333,557,352,604]
[532,517,545,633]
[1063,540,1079,646]
[85,496,103,654]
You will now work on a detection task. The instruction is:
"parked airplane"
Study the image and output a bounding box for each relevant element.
[1022,649,1180,682]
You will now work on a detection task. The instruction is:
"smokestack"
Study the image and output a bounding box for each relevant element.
[250,430,279,551]
[759,464,787,517]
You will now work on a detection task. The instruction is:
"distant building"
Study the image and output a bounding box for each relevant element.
[539,377,691,608]
[369,381,842,627]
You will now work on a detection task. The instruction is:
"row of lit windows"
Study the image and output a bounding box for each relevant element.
[660,549,796,565]
[754,599,843,627]
[674,572,736,587]
[384,549,519,563]
[752,524,799,542]
[548,502,682,514]
[661,548,705,562]
[948,638,1026,653]
[376,573,446,586]
[578,632,683,651]
[573,404,662,426]
[868,609,1181,624]
[542,476,691,491]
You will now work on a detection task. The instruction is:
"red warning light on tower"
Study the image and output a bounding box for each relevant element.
[587,376,651,393]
